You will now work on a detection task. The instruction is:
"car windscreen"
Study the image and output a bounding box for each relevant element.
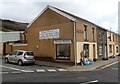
[26,52,34,56]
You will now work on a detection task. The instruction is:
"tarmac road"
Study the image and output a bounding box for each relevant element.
[1,61,119,83]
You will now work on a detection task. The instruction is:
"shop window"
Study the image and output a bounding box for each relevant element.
[56,44,70,59]
[109,45,112,53]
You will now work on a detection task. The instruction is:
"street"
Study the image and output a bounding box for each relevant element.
[0,58,119,83]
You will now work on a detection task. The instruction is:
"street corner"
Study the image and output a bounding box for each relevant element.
[95,60,120,71]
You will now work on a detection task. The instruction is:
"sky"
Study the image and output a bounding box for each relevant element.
[0,0,119,33]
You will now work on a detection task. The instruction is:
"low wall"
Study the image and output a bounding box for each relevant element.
[12,44,28,51]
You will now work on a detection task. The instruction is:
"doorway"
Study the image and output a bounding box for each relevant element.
[93,44,95,59]
[83,44,89,57]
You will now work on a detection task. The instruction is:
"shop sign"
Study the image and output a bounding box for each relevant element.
[54,40,71,44]
[39,29,59,39]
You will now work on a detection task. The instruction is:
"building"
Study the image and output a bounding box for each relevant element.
[0,31,26,55]
[26,5,98,63]
[107,31,119,57]
[96,27,108,60]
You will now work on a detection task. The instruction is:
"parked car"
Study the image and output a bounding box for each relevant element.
[5,50,35,66]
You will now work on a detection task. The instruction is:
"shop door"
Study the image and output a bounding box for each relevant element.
[83,44,89,57]
[56,44,70,60]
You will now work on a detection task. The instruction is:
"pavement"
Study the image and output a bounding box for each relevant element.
[0,55,119,71]
[35,56,119,71]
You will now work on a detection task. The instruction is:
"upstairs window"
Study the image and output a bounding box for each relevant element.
[113,34,114,41]
[84,25,87,41]
[92,28,94,41]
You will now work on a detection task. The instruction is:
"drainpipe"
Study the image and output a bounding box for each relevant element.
[73,21,77,66]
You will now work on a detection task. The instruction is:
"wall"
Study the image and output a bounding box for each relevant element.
[107,31,119,57]
[5,43,12,54]
[12,44,28,51]
[76,42,97,63]
[76,21,97,42]
[76,21,97,63]
[27,8,75,62]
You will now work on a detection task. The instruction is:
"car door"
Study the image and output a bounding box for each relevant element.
[15,51,23,63]
[10,51,18,62]
[8,52,14,62]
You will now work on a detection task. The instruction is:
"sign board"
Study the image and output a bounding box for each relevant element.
[54,40,71,44]
[39,29,59,39]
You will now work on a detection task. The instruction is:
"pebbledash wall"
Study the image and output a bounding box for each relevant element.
[26,5,98,63]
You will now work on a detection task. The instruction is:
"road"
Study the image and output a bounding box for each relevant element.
[0,58,119,84]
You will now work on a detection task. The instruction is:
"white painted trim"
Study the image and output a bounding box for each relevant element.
[27,5,49,28]
[49,6,76,21]
[27,5,76,28]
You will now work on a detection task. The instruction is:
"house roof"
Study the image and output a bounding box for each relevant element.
[27,5,108,31]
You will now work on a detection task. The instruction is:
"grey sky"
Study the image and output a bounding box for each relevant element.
[0,0,119,33]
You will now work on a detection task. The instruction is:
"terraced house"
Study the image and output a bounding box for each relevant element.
[107,31,119,57]
[96,27,108,60]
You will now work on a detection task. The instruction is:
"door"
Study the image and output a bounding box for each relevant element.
[56,44,70,60]
[113,45,115,55]
[83,44,89,57]
[93,44,95,58]
[9,51,18,62]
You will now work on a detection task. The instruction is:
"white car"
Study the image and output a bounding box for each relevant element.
[5,50,35,66]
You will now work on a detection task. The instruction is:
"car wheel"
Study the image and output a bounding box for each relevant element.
[5,58,9,63]
[18,60,23,66]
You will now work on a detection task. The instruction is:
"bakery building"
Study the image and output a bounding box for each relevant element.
[26,5,98,63]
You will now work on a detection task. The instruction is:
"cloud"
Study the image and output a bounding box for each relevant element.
[0,0,119,33]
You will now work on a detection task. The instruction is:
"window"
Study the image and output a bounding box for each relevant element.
[84,25,87,41]
[92,28,94,41]
[17,51,23,55]
[116,46,118,53]
[109,33,111,41]
[26,52,34,56]
[99,45,103,55]
[116,36,118,42]
[109,45,112,53]
[56,44,70,59]
[113,34,114,41]
[99,33,102,40]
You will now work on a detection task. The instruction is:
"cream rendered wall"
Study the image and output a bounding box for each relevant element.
[76,42,97,63]
[107,32,115,57]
